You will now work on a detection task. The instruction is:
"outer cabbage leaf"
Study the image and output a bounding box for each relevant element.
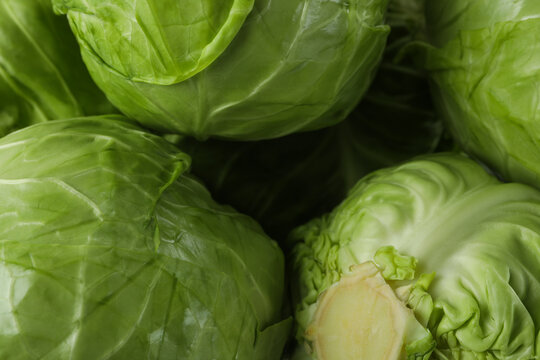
[0,117,290,359]
[53,0,390,140]
[0,0,114,137]
[52,0,255,85]
[423,0,540,188]
[174,0,442,240]
[425,0,540,46]
[291,153,540,359]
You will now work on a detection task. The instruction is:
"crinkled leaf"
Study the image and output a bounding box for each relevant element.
[291,154,540,359]
[424,0,540,189]
[374,246,417,281]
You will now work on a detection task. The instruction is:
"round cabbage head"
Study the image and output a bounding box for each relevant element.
[423,0,540,188]
[52,0,390,140]
[0,0,114,137]
[291,153,540,359]
[0,117,290,359]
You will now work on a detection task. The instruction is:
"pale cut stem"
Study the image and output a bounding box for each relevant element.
[306,262,414,360]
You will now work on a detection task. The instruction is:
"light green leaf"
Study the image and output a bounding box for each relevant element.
[53,0,390,139]
[424,0,540,190]
[374,246,417,281]
[291,154,540,359]
[54,0,255,85]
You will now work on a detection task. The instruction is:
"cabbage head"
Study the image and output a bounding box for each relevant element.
[423,0,540,188]
[291,153,540,359]
[52,0,390,140]
[0,117,290,359]
[0,0,114,137]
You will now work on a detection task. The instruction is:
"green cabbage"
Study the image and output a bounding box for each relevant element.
[423,0,540,188]
[291,153,540,359]
[0,117,290,359]
[52,0,390,140]
[0,0,114,137]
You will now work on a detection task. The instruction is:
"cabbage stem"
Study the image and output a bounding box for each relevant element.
[306,262,412,360]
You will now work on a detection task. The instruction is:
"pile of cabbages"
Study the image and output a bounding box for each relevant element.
[1,0,540,359]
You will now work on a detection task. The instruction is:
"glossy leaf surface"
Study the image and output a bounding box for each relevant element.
[53,0,390,139]
[0,117,290,359]
[0,0,114,137]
